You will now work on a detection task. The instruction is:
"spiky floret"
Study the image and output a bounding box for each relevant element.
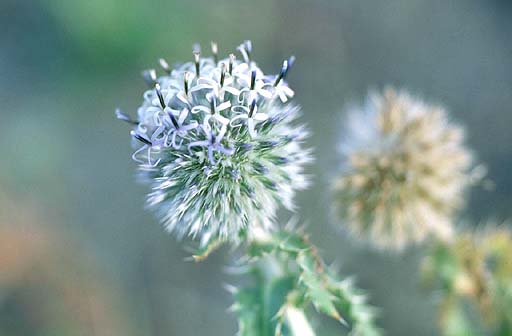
[117,41,312,245]
[334,87,473,250]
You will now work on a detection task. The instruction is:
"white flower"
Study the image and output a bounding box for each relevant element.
[190,64,240,100]
[230,100,269,138]
[236,40,253,64]
[160,107,198,149]
[237,70,273,104]
[270,57,296,103]
[191,94,231,125]
[188,120,234,165]
[117,41,310,246]
[273,83,294,103]
[130,129,162,167]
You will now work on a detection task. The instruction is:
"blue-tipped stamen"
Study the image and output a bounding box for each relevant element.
[159,58,171,74]
[248,99,257,118]
[131,130,152,146]
[116,108,139,125]
[211,41,218,64]
[238,40,252,63]
[155,83,166,109]
[166,109,179,129]
[229,54,235,75]
[193,51,201,78]
[250,71,256,90]
[274,56,295,86]
[220,63,226,87]
[184,71,190,96]
[209,95,217,114]
[155,83,179,128]
[142,69,157,87]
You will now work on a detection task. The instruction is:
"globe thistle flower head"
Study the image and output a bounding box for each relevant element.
[117,41,312,246]
[334,87,473,250]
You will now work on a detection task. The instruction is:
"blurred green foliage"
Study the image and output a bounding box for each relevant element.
[234,228,379,335]
[422,228,512,335]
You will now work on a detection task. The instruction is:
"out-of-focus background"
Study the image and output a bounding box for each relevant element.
[1,0,511,335]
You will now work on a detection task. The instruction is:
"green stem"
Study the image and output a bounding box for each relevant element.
[284,306,316,336]
[253,230,317,336]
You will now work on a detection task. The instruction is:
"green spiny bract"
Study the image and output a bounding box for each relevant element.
[117,41,312,246]
[231,228,381,336]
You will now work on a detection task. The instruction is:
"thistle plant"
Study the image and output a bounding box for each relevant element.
[333,88,473,250]
[330,86,512,335]
[117,40,310,246]
[117,41,380,335]
[422,225,512,336]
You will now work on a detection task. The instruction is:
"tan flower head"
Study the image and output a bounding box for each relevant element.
[334,87,473,250]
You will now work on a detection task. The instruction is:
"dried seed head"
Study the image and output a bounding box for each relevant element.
[334,88,474,250]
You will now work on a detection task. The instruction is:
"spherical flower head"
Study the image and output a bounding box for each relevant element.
[117,41,312,246]
[334,87,473,250]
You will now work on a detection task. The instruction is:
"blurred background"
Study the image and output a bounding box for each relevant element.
[1,0,511,335]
